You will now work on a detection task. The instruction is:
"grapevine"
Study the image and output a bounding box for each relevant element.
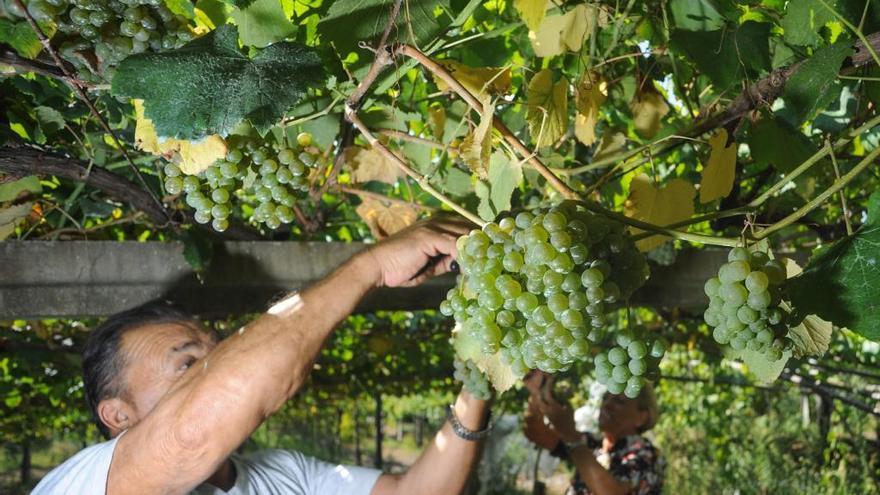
[703,247,793,360]
[441,202,653,393]
[5,0,193,77]
[163,130,318,232]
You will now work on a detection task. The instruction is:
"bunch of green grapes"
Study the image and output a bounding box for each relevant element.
[453,358,492,400]
[163,132,317,232]
[593,325,666,398]
[440,202,650,377]
[703,247,791,360]
[4,0,193,75]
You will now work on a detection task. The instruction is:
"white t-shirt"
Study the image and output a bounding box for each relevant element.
[31,436,382,495]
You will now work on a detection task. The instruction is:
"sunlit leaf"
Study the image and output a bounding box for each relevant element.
[526,69,568,149]
[133,100,228,175]
[699,129,737,204]
[355,197,419,239]
[433,60,512,98]
[624,174,695,251]
[529,4,594,58]
[574,72,607,146]
[346,145,404,185]
[630,87,669,138]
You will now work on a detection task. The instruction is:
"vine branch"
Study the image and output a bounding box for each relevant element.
[344,106,485,226]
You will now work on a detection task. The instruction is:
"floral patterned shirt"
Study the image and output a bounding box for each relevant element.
[552,433,664,495]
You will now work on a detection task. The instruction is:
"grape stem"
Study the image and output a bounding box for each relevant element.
[827,139,854,236]
[395,44,581,201]
[344,105,486,226]
[753,145,880,239]
[337,185,438,212]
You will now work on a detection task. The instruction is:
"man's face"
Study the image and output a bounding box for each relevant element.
[115,321,216,428]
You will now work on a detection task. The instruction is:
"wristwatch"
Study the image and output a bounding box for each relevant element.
[563,435,590,452]
[446,405,493,441]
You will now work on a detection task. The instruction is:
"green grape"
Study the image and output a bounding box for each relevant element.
[628,358,646,376]
[762,260,786,285]
[624,376,644,398]
[608,347,627,366]
[627,340,647,359]
[182,175,200,193]
[211,188,230,204]
[542,211,567,232]
[439,301,454,316]
[211,218,228,232]
[581,268,603,288]
[728,247,751,262]
[194,209,211,224]
[211,204,230,219]
[226,149,243,163]
[745,271,769,292]
[559,309,583,330]
[649,339,666,358]
[612,365,631,383]
[720,283,748,305]
[704,277,721,297]
[736,306,758,325]
[164,176,183,195]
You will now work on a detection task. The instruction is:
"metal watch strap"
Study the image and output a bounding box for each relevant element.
[564,435,590,451]
[446,405,492,441]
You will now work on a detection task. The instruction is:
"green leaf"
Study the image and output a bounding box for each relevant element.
[748,116,822,173]
[195,0,231,26]
[788,313,833,357]
[33,106,65,134]
[487,151,522,215]
[164,0,196,19]
[735,348,791,384]
[0,19,43,59]
[0,176,41,202]
[787,191,880,340]
[318,0,451,56]
[0,203,32,240]
[111,24,324,139]
[781,0,837,46]
[783,41,852,124]
[670,21,771,90]
[180,230,214,273]
[231,0,294,47]
[668,0,727,31]
[526,68,568,149]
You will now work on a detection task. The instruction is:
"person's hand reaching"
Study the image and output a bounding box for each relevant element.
[363,217,473,287]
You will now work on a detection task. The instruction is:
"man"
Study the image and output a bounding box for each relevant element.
[33,220,492,495]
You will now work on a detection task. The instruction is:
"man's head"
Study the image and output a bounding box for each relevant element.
[598,384,658,438]
[83,301,215,439]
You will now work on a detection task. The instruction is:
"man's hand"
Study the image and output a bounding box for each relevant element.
[523,395,561,450]
[364,218,473,287]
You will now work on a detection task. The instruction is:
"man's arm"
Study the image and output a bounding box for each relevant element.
[370,390,490,495]
[108,221,466,494]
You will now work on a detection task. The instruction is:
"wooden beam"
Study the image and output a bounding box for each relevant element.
[0,241,809,318]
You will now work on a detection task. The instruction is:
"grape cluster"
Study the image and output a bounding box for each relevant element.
[703,247,791,360]
[593,325,665,398]
[441,202,650,378]
[163,132,317,232]
[5,0,193,75]
[453,359,492,400]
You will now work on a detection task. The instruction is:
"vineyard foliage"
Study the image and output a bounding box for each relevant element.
[2,0,880,395]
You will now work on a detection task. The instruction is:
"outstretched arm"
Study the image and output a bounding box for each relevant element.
[371,389,490,495]
[108,220,468,495]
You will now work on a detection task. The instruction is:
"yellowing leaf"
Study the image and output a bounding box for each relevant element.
[630,89,669,138]
[574,72,607,146]
[514,0,547,31]
[529,4,594,58]
[789,314,832,358]
[699,129,737,203]
[527,69,568,149]
[473,350,520,392]
[355,197,418,239]
[428,103,446,142]
[0,202,33,240]
[346,145,404,185]
[434,60,512,97]
[133,100,227,175]
[624,174,695,251]
[459,98,495,178]
[593,132,627,160]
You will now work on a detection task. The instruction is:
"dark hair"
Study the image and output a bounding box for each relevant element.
[82,300,196,439]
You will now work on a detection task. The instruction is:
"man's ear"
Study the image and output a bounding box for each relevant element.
[98,398,136,437]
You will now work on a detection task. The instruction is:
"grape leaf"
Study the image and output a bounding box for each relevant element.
[0,19,55,59]
[527,69,568,149]
[133,100,228,175]
[781,0,837,46]
[112,24,323,140]
[749,116,822,174]
[179,230,214,273]
[231,0,294,48]
[0,203,32,241]
[788,314,833,358]
[0,176,41,203]
[529,4,594,58]
[514,0,546,31]
[355,197,418,239]
[164,0,196,19]
[783,41,852,125]
[670,21,771,90]
[787,191,880,341]
[668,0,726,31]
[318,0,451,56]
[736,348,791,384]
[432,60,511,98]
[428,103,445,142]
[699,129,737,204]
[346,145,404,185]
[629,87,669,139]
[460,98,495,178]
[624,174,696,252]
[473,350,519,392]
[33,106,65,134]
[476,151,522,221]
[574,72,607,146]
